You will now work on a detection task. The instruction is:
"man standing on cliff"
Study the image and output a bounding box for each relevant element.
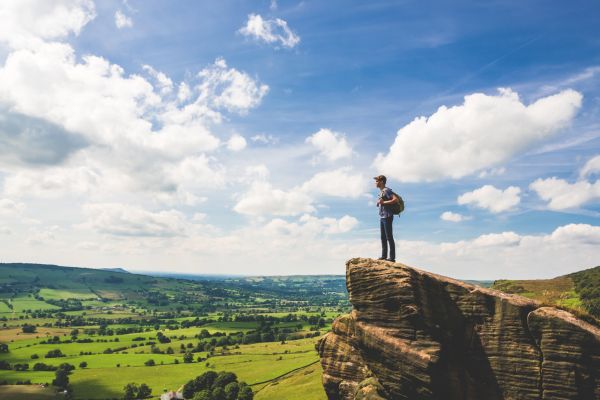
[375,175,395,262]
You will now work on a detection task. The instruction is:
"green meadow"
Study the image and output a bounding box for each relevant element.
[0,263,345,399]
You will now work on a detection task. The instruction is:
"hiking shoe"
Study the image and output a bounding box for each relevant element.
[377,257,386,260]
[386,259,395,262]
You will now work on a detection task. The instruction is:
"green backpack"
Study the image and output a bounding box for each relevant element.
[389,191,404,215]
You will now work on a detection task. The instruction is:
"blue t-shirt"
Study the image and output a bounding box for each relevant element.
[378,187,393,218]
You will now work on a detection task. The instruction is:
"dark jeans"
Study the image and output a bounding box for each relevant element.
[380,216,395,260]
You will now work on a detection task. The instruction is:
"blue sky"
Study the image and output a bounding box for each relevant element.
[0,0,599,279]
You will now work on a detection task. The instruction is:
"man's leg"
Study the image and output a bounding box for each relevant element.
[384,216,395,261]
[380,218,388,259]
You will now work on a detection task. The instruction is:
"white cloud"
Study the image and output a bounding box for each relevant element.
[0,23,265,201]
[251,133,278,145]
[301,168,366,198]
[396,223,600,279]
[457,185,521,213]
[234,167,367,217]
[478,167,506,178]
[227,134,247,151]
[197,58,269,114]
[114,10,132,29]
[306,128,352,162]
[471,231,521,247]
[238,14,300,49]
[82,203,188,237]
[0,198,25,215]
[374,88,582,182]
[242,164,270,182]
[3,166,100,198]
[440,211,467,222]
[580,154,600,178]
[77,221,600,278]
[529,177,600,210]
[233,181,315,216]
[142,65,172,94]
[166,155,224,186]
[25,226,59,245]
[0,0,96,49]
[265,214,358,236]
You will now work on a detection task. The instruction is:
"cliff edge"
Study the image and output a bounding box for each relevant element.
[317,258,600,400]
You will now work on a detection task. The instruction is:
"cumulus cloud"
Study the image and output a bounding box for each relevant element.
[529,177,600,210]
[227,134,247,151]
[301,168,366,198]
[0,0,96,49]
[306,129,352,162]
[0,3,266,204]
[457,185,521,213]
[164,155,225,189]
[580,154,600,178]
[266,214,358,236]
[83,203,188,237]
[0,109,88,166]
[233,181,315,216]
[3,166,100,198]
[25,226,59,245]
[114,10,132,29]
[399,223,600,279]
[142,65,172,94]
[238,14,300,48]
[440,211,468,222]
[234,167,366,217]
[374,88,582,182]
[197,58,269,114]
[0,198,25,215]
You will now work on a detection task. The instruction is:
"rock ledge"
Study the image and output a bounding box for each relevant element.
[317,258,600,400]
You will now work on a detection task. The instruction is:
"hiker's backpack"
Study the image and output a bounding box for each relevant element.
[389,191,404,215]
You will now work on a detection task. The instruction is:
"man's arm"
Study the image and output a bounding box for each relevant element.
[377,189,396,206]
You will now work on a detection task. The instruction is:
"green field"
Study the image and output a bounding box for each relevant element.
[38,288,98,301]
[9,297,60,313]
[254,362,326,400]
[0,337,324,399]
[0,263,345,399]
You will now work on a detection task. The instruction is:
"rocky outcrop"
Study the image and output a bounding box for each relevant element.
[317,258,600,400]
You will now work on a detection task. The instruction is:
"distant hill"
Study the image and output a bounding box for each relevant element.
[491,265,600,320]
[99,267,130,273]
[0,262,350,313]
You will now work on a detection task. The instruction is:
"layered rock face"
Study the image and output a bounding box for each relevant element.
[317,258,600,400]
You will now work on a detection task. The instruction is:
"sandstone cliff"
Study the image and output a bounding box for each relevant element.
[317,258,600,400]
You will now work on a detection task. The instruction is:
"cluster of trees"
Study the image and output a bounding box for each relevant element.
[570,266,600,318]
[11,361,85,372]
[123,382,152,399]
[146,291,170,306]
[157,331,171,343]
[45,298,84,311]
[21,323,37,333]
[182,371,253,400]
[232,312,326,324]
[45,349,66,358]
[52,363,75,398]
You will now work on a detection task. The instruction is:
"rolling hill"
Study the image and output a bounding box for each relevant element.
[491,265,600,321]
